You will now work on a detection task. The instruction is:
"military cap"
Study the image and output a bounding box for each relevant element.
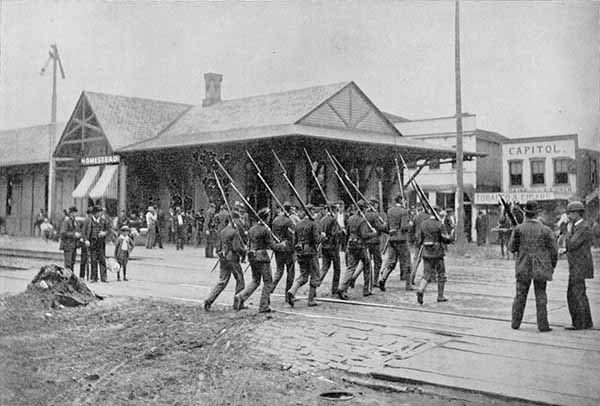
[368,196,378,203]
[68,206,78,214]
[120,225,130,232]
[357,199,367,208]
[566,201,584,213]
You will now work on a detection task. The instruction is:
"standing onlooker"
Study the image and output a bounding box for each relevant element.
[475,210,489,246]
[85,206,109,283]
[336,200,347,252]
[194,209,205,248]
[59,206,81,272]
[497,208,512,259]
[167,208,175,244]
[145,206,157,249]
[154,208,164,249]
[79,208,93,279]
[561,201,594,330]
[33,208,47,237]
[175,207,186,250]
[508,200,557,332]
[204,203,217,257]
[114,226,134,281]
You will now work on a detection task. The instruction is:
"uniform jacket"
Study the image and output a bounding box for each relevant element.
[364,210,387,245]
[417,216,452,259]
[272,214,295,253]
[565,220,594,280]
[85,215,108,244]
[59,215,80,251]
[295,217,321,257]
[386,205,412,242]
[248,223,274,263]
[412,211,430,238]
[219,223,246,262]
[215,211,229,233]
[203,208,217,233]
[319,213,342,250]
[508,218,558,281]
[347,213,376,250]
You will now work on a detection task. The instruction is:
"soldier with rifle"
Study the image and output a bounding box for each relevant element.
[271,201,296,294]
[319,202,343,296]
[204,173,246,311]
[286,204,324,307]
[378,193,414,291]
[364,196,388,287]
[337,200,378,300]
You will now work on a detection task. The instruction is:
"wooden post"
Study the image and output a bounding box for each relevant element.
[455,0,466,251]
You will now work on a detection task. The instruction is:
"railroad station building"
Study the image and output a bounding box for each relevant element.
[0,74,481,235]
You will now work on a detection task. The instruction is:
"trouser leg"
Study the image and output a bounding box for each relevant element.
[319,251,333,287]
[272,252,286,293]
[361,250,372,295]
[511,279,531,329]
[98,247,107,281]
[258,262,273,312]
[340,250,361,293]
[205,261,232,305]
[231,262,245,294]
[289,260,309,295]
[238,264,261,302]
[63,250,74,271]
[379,245,397,284]
[369,245,382,285]
[331,250,341,294]
[568,278,593,329]
[79,248,88,278]
[533,279,549,331]
[308,259,320,305]
[284,255,295,293]
[90,247,99,281]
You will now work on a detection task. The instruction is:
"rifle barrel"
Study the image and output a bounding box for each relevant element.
[246,150,289,217]
[271,149,314,221]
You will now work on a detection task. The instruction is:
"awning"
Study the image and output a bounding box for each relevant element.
[89,165,118,200]
[72,166,100,198]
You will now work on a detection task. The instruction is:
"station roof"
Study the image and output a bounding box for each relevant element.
[0,123,64,167]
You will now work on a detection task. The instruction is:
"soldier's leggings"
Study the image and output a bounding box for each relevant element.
[320,248,341,294]
[272,252,295,293]
[380,240,412,283]
[238,261,272,312]
[205,260,245,306]
[340,247,371,295]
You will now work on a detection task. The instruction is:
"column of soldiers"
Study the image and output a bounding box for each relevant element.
[203,192,455,313]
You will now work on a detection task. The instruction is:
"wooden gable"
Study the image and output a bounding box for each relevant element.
[54,92,112,158]
[297,83,396,135]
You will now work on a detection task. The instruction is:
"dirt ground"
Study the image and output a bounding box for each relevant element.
[0,289,535,406]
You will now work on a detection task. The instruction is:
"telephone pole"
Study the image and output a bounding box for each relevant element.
[454,0,466,250]
[40,44,66,220]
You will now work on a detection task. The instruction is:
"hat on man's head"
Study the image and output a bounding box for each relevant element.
[368,196,378,204]
[282,201,292,208]
[209,203,216,208]
[357,199,367,208]
[120,225,130,232]
[523,200,541,215]
[68,206,78,214]
[567,201,584,213]
[91,206,103,214]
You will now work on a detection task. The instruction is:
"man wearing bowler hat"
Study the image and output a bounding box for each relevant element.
[508,200,558,332]
[60,206,81,272]
[561,200,594,330]
[85,206,109,282]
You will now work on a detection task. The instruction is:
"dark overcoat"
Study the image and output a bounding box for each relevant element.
[565,220,594,280]
[59,216,80,251]
[508,219,558,281]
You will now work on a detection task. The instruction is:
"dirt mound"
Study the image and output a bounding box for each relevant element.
[26,264,101,308]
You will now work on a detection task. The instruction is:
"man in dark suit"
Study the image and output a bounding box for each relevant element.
[508,200,557,332]
[78,208,93,279]
[561,201,594,330]
[85,206,109,282]
[60,206,81,272]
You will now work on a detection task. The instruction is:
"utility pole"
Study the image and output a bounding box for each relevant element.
[454,0,466,250]
[40,44,66,221]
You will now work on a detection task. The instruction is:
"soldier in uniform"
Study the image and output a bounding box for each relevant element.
[85,206,109,282]
[287,204,323,307]
[59,206,81,272]
[508,200,557,332]
[319,202,343,295]
[204,211,246,311]
[234,208,283,313]
[203,203,217,258]
[378,193,413,291]
[337,200,377,300]
[271,201,296,294]
[415,207,453,305]
[364,197,387,287]
[562,201,594,330]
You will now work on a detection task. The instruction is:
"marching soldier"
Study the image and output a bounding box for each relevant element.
[271,201,296,294]
[319,202,343,295]
[60,206,81,272]
[287,204,323,307]
[415,206,453,305]
[337,200,377,300]
[204,211,246,311]
[378,193,413,291]
[234,208,283,313]
[364,197,387,286]
[508,200,557,332]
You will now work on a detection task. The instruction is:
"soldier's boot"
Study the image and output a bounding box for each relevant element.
[307,286,319,307]
[117,271,121,281]
[416,280,428,305]
[123,269,128,281]
[378,279,386,292]
[437,281,448,302]
[286,283,299,307]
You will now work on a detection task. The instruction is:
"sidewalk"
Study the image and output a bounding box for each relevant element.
[1,235,599,405]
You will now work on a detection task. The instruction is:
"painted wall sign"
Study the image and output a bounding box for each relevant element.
[475,192,556,205]
[503,139,575,158]
[80,155,120,166]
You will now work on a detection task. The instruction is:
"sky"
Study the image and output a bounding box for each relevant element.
[0,0,599,148]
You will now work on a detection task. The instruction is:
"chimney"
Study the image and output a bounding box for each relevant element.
[202,72,223,107]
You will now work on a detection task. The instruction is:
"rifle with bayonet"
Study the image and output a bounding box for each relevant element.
[246,150,290,217]
[394,157,407,208]
[398,154,441,222]
[303,148,334,216]
[498,194,519,227]
[271,149,315,221]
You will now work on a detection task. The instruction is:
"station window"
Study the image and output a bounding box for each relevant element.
[531,159,545,185]
[509,160,522,186]
[553,158,569,185]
